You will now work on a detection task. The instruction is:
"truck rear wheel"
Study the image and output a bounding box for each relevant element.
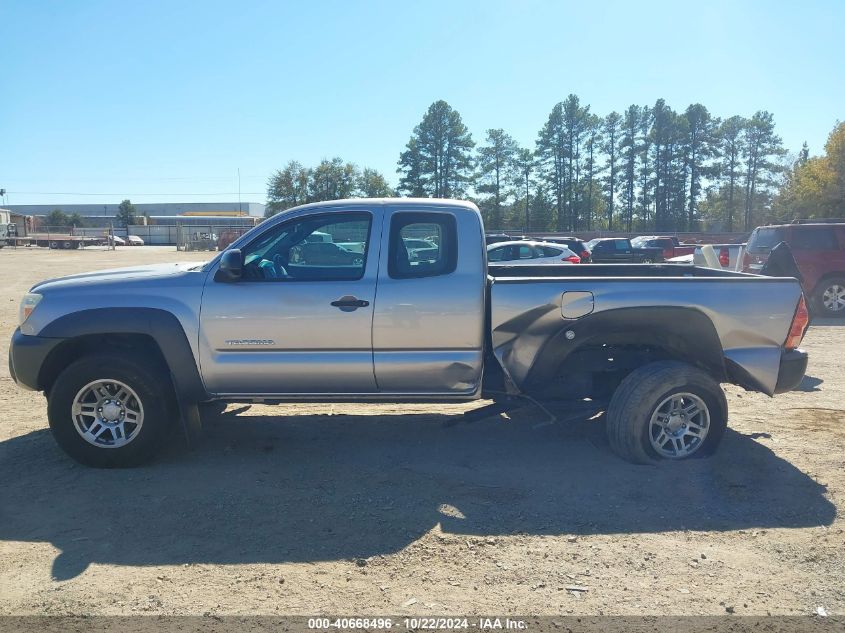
[605,361,727,464]
[47,353,176,467]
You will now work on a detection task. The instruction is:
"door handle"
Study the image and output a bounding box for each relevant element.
[331,295,370,311]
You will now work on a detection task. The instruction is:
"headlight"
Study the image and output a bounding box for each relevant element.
[19,293,43,325]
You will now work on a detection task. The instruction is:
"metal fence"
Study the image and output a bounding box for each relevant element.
[175,225,253,251]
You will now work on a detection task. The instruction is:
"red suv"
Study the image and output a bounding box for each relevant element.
[743,221,845,317]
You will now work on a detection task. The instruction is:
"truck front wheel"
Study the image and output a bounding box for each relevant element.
[605,361,727,464]
[47,353,176,467]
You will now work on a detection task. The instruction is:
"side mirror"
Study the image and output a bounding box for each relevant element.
[215,248,243,282]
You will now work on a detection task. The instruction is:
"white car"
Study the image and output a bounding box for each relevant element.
[106,235,126,246]
[126,235,145,246]
[487,240,581,265]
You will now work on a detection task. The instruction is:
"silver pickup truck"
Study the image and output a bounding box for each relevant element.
[9,198,809,467]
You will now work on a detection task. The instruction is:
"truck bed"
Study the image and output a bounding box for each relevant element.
[486,264,803,396]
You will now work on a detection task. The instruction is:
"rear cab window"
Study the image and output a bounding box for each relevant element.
[388,212,457,278]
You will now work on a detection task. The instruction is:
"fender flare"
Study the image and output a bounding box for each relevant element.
[39,307,207,404]
[520,306,727,391]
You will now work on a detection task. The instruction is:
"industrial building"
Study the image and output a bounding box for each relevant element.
[3,202,265,246]
[4,201,266,224]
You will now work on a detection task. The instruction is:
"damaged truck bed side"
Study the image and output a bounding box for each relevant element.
[9,198,809,467]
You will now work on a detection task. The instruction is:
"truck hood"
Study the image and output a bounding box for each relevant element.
[31,262,206,292]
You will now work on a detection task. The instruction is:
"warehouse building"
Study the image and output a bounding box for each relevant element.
[5,201,266,222]
[4,202,265,245]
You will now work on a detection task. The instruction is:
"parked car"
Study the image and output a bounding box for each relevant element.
[485,233,514,246]
[487,240,581,265]
[126,235,145,246]
[743,221,845,317]
[335,241,366,254]
[105,235,125,246]
[532,236,592,263]
[290,241,364,266]
[403,237,438,261]
[667,244,747,271]
[631,236,696,260]
[9,198,808,468]
[585,237,665,263]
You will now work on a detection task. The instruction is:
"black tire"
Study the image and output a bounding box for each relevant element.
[641,257,654,264]
[813,276,845,318]
[47,353,177,467]
[606,361,727,464]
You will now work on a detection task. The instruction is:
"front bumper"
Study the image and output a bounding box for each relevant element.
[8,328,62,391]
[773,348,809,394]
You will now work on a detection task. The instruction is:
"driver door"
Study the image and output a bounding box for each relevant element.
[199,208,382,396]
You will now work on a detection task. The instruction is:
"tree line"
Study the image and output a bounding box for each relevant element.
[41,200,138,228]
[267,100,844,233]
[265,158,393,217]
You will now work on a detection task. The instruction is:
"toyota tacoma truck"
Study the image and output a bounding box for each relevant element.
[9,198,809,467]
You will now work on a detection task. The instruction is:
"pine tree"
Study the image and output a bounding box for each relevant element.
[582,115,601,230]
[536,103,567,230]
[397,138,427,197]
[602,112,622,230]
[476,129,519,228]
[513,148,535,229]
[742,111,785,229]
[716,116,746,231]
[683,104,719,230]
[619,105,640,232]
[397,100,475,198]
[638,106,654,227]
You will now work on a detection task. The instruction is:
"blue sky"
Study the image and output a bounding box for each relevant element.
[1,0,843,206]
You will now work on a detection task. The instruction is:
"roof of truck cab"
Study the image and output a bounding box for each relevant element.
[281,198,481,213]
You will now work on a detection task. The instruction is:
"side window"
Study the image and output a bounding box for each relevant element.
[518,245,534,259]
[389,212,458,279]
[487,246,506,262]
[240,212,371,282]
[541,246,562,257]
[615,239,630,250]
[790,228,838,251]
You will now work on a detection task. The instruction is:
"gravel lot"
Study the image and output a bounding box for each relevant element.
[0,246,842,616]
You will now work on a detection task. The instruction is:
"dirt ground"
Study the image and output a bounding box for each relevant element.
[0,245,842,617]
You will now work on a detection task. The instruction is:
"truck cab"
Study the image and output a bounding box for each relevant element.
[202,199,486,397]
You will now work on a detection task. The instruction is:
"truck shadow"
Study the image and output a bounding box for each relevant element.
[0,405,835,581]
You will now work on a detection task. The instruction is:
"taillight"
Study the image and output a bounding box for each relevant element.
[784,295,809,350]
[564,255,581,264]
[581,250,590,260]
[719,247,730,268]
